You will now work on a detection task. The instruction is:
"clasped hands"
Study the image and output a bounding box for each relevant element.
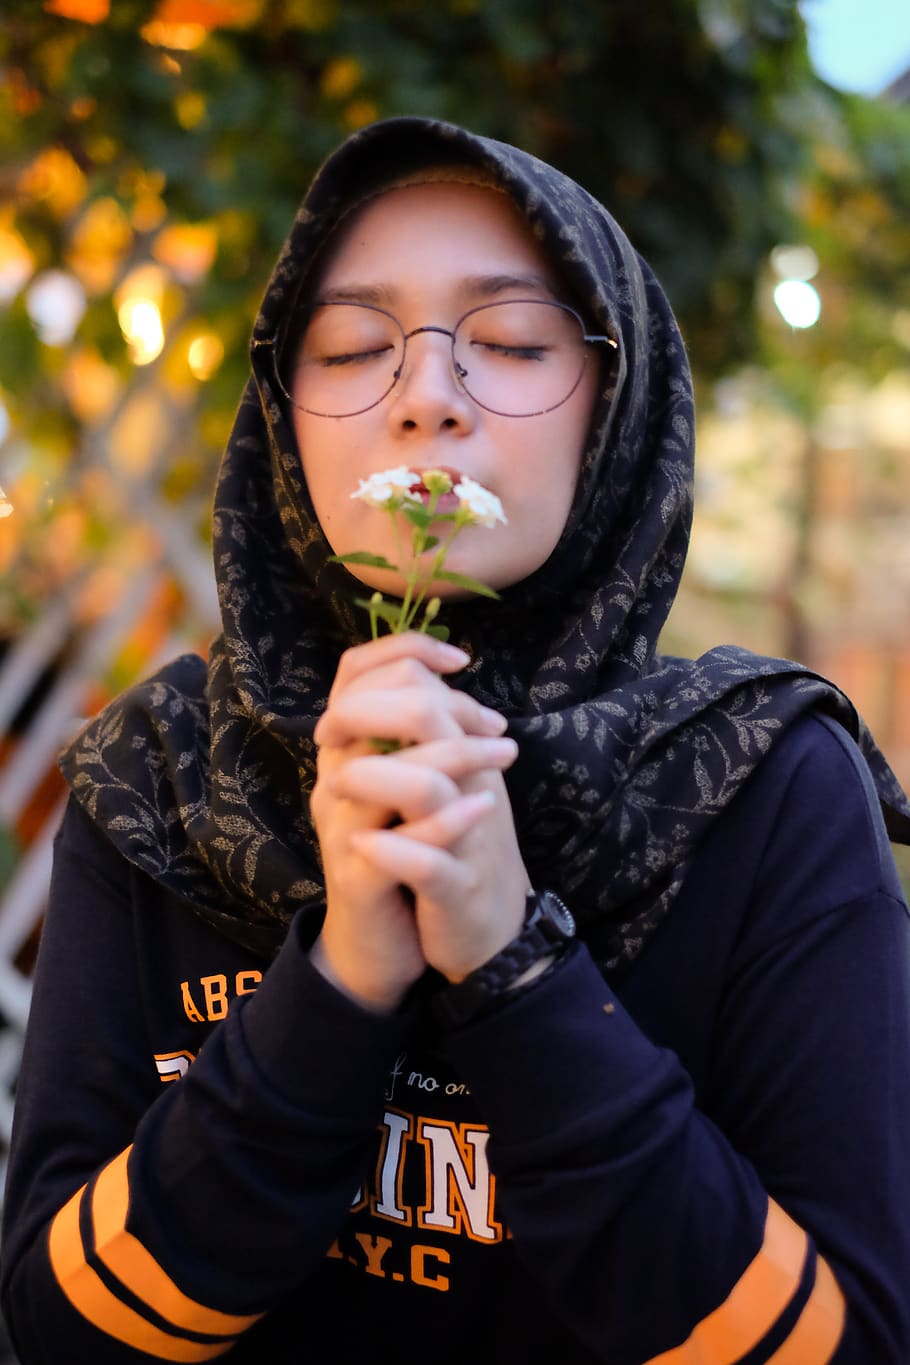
[309,633,529,1013]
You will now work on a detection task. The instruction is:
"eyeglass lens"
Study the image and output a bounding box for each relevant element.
[288,300,589,417]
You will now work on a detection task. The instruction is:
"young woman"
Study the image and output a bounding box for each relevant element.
[3,117,909,1364]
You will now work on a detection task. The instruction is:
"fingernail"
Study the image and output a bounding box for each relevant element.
[436,641,470,664]
[482,736,518,759]
[480,708,508,734]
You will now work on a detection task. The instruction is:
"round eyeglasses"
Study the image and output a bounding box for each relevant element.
[260,299,617,419]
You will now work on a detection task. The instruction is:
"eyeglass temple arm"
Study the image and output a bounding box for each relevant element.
[584,334,619,348]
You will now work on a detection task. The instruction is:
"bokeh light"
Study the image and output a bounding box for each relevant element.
[770,244,820,281]
[187,333,224,380]
[25,270,88,346]
[115,265,169,365]
[118,299,165,364]
[773,279,822,329]
[154,223,217,282]
[0,227,34,303]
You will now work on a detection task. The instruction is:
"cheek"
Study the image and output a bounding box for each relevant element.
[514,392,593,554]
[519,405,589,512]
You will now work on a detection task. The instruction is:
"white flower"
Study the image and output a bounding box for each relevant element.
[453,475,507,528]
[350,466,420,508]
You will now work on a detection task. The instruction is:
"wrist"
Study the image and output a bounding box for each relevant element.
[309,936,407,1015]
[433,890,576,1029]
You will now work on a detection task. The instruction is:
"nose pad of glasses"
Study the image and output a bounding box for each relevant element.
[394,337,467,401]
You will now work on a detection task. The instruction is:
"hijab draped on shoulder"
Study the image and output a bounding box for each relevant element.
[61,117,910,969]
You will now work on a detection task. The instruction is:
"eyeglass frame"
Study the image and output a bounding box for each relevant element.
[254,298,618,420]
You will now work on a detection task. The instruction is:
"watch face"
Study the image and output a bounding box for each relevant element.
[537,890,576,939]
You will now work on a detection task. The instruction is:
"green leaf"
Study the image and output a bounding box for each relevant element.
[354,596,405,630]
[432,570,501,598]
[401,504,457,530]
[401,504,434,529]
[427,623,450,641]
[330,551,399,571]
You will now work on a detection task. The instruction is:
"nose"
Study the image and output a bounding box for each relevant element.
[387,327,476,435]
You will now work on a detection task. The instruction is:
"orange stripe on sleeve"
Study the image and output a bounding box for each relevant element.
[644,1199,808,1365]
[764,1254,846,1365]
[91,1148,262,1339]
[48,1183,235,1361]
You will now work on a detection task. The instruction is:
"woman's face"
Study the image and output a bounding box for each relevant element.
[291,180,599,598]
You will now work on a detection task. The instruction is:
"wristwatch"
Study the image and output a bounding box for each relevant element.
[434,889,576,1029]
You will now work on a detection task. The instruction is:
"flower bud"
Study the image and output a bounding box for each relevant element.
[421,468,453,496]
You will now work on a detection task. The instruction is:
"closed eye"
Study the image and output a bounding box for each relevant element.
[472,342,549,361]
[317,345,395,368]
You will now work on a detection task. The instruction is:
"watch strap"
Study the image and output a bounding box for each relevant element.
[433,889,575,1029]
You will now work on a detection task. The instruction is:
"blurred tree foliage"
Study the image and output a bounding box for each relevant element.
[756,85,910,411]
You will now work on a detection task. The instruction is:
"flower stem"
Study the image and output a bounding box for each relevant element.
[388,511,411,631]
[398,485,442,632]
[368,591,381,640]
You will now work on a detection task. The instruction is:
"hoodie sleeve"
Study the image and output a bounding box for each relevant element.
[445,716,910,1364]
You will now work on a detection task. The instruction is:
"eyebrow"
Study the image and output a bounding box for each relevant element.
[316,283,396,306]
[461,272,556,298]
[315,272,557,307]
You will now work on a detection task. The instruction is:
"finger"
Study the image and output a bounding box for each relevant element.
[330,736,517,801]
[314,685,506,750]
[339,655,468,713]
[332,633,470,695]
[332,759,462,823]
[348,790,496,877]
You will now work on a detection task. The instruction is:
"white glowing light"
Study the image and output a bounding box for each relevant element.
[773,279,821,329]
[770,244,820,281]
[118,297,165,364]
[115,264,168,365]
[0,484,12,518]
[25,270,87,345]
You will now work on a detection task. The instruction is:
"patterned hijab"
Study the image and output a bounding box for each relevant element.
[62,117,910,969]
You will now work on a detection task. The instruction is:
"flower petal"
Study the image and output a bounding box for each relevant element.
[453,475,507,527]
[350,466,420,507]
